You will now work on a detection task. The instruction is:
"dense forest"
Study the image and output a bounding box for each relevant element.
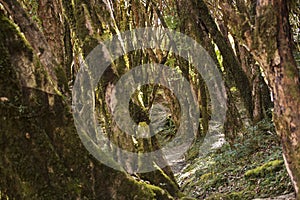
[0,0,299,199]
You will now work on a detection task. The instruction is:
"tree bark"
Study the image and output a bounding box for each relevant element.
[0,0,59,94]
[254,0,300,197]
[204,0,300,196]
[195,0,254,120]
[0,1,179,198]
[272,0,300,196]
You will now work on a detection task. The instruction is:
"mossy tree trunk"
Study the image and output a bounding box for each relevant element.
[234,1,300,196]
[210,0,300,197]
[173,0,245,145]
[202,0,300,196]
[0,0,180,199]
[255,1,300,197]
[193,0,254,121]
[237,45,273,123]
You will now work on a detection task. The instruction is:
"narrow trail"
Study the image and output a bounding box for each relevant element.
[166,125,296,200]
[170,157,186,175]
[169,121,226,181]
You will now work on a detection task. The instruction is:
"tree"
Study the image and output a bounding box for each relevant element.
[0,0,179,199]
[204,0,300,197]
[0,0,299,198]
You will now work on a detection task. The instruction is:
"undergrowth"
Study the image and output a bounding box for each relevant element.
[177,119,294,199]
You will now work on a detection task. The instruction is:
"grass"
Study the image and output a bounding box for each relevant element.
[177,119,294,199]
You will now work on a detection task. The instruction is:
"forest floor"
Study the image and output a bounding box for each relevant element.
[173,118,295,200]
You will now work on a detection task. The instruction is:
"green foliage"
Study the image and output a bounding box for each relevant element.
[164,15,179,30]
[156,116,177,146]
[178,119,294,199]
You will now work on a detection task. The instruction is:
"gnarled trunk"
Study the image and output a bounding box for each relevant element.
[254,0,300,196]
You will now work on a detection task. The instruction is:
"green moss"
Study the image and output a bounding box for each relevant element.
[137,163,180,198]
[0,7,179,200]
[116,177,174,200]
[143,183,173,200]
[245,160,284,178]
[200,172,213,181]
[0,13,33,99]
[153,164,180,196]
[81,36,98,56]
[74,3,89,41]
[0,14,33,58]
[180,197,197,200]
[21,0,42,27]
[55,65,70,93]
[33,56,52,91]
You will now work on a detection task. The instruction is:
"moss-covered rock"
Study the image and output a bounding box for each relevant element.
[245,160,284,178]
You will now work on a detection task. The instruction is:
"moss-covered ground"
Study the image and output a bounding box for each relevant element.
[178,119,294,199]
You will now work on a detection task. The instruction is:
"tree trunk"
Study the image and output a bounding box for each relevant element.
[204,0,300,196]
[194,0,254,120]
[273,1,300,196]
[255,0,300,197]
[0,1,179,198]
